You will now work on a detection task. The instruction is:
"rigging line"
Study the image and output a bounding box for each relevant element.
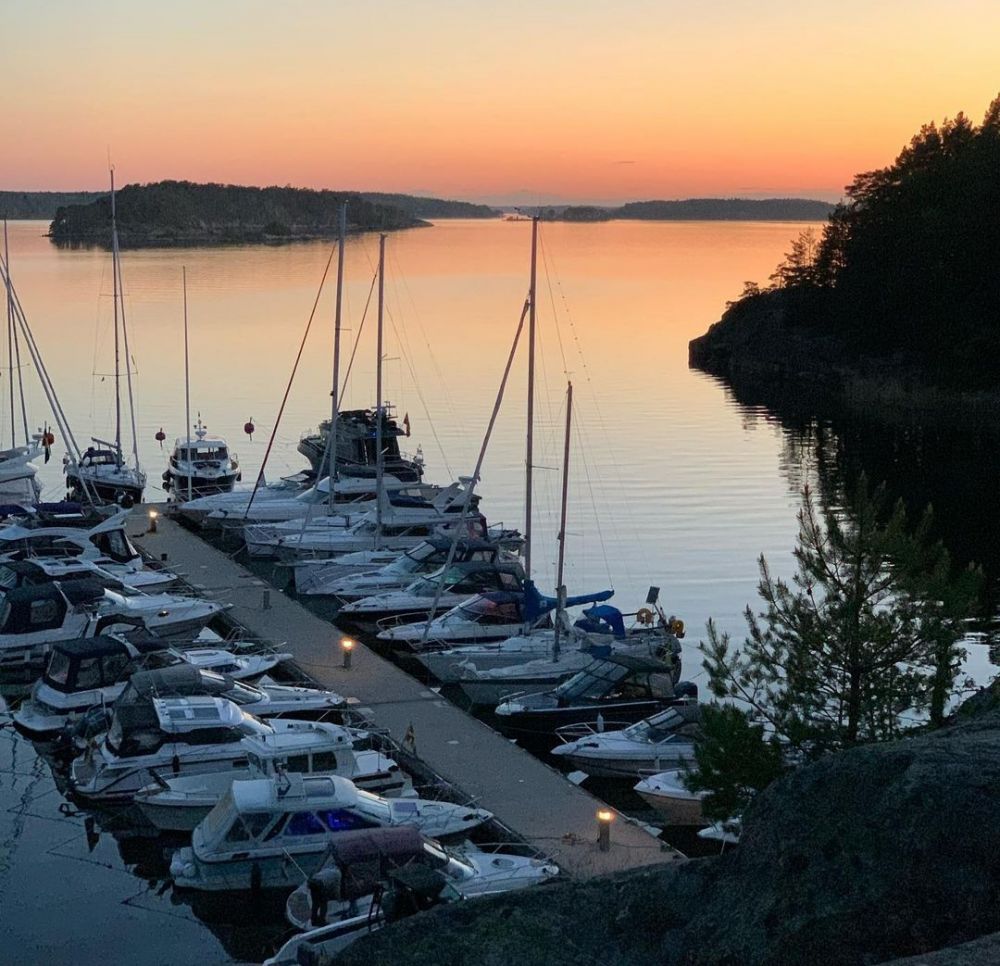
[538,229,570,377]
[339,268,379,408]
[384,301,454,479]
[572,415,615,590]
[243,242,337,519]
[116,264,141,471]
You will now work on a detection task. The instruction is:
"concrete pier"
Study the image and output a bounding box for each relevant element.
[133,505,679,879]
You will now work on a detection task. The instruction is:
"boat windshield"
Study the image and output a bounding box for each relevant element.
[386,549,427,575]
[202,790,238,844]
[0,566,19,589]
[45,648,73,686]
[623,708,685,742]
[355,788,393,823]
[237,711,273,737]
[554,661,631,701]
[449,596,522,626]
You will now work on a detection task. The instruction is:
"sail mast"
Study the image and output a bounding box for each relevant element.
[182,267,193,501]
[110,168,123,467]
[3,218,14,448]
[328,202,347,513]
[553,381,573,662]
[524,216,538,579]
[374,233,386,551]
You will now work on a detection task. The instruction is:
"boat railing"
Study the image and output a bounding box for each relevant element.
[554,720,635,742]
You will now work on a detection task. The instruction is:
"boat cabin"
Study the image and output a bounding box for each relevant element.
[552,655,678,704]
[42,630,167,693]
[0,580,104,635]
[407,561,525,598]
[621,703,703,744]
[242,726,355,779]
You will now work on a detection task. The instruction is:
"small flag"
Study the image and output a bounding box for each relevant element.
[403,412,411,437]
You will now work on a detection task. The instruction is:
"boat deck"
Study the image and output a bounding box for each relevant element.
[132,505,680,879]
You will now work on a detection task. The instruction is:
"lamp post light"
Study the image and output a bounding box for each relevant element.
[597,809,614,852]
[148,509,158,534]
[341,637,355,669]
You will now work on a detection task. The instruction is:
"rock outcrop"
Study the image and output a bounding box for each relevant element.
[336,711,1000,966]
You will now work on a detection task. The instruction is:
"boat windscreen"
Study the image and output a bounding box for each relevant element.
[201,790,238,845]
[555,661,630,701]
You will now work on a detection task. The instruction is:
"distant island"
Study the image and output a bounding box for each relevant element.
[689,95,1000,421]
[554,198,834,221]
[45,181,497,247]
[1,190,103,220]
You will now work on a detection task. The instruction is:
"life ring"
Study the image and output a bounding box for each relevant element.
[669,618,685,638]
[636,607,654,626]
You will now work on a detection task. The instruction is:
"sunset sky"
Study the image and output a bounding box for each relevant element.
[5,0,999,204]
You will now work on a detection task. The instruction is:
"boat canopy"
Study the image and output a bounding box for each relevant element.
[575,604,627,639]
[522,580,614,624]
[43,630,167,693]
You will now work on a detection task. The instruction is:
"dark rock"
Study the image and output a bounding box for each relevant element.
[334,712,1000,966]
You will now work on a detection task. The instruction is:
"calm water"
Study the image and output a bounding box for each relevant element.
[3,217,997,964]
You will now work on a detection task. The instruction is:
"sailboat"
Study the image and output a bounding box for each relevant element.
[0,220,44,505]
[162,269,240,501]
[65,170,146,506]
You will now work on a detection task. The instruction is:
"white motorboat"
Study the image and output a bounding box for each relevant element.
[135,725,406,831]
[267,829,558,965]
[0,555,177,595]
[338,560,525,628]
[70,695,349,802]
[550,704,700,778]
[375,582,612,652]
[212,473,418,532]
[420,600,683,686]
[169,774,493,891]
[176,471,314,527]
[163,419,240,502]
[0,441,43,505]
[12,632,287,738]
[634,769,707,826]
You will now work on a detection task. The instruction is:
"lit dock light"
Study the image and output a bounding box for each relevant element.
[597,809,614,852]
[341,637,356,669]
[148,509,159,533]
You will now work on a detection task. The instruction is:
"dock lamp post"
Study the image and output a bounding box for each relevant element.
[341,637,355,670]
[597,809,614,852]
[148,510,158,534]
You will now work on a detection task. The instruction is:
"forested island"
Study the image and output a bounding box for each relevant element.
[690,96,1000,413]
[1,190,102,219]
[557,197,834,221]
[47,181,496,247]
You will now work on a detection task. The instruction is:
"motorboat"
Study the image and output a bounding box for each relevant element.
[298,407,424,482]
[169,774,493,891]
[337,560,525,629]
[175,470,314,527]
[494,654,697,741]
[0,555,177,595]
[296,537,518,599]
[12,631,287,738]
[247,481,482,561]
[549,704,700,778]
[266,829,558,964]
[163,419,240,502]
[290,529,523,595]
[420,600,683,686]
[135,725,406,831]
[210,473,420,532]
[634,769,707,826]
[70,695,349,802]
[0,440,43,504]
[375,582,612,652]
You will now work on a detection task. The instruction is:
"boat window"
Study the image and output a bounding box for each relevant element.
[74,658,102,690]
[90,529,138,563]
[285,754,310,774]
[421,841,450,870]
[24,536,84,558]
[555,661,630,701]
[243,812,274,840]
[30,598,62,628]
[263,815,288,841]
[202,792,237,842]
[100,653,130,684]
[179,727,244,745]
[237,713,273,737]
[46,649,73,686]
[225,818,251,844]
[247,753,265,773]
[498,571,521,590]
[223,682,262,706]
[0,566,19,589]
[284,811,327,836]
[0,598,10,631]
[316,809,376,832]
[117,728,163,757]
[311,751,339,772]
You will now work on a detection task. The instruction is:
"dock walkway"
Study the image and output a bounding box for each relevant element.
[133,506,678,879]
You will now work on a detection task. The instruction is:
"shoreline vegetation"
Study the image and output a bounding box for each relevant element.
[44,182,499,248]
[690,96,1000,428]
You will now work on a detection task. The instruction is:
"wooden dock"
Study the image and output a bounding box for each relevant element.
[133,506,679,879]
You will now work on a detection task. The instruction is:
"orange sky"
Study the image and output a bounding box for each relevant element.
[5,0,999,203]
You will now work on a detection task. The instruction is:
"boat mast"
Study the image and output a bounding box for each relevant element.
[110,168,123,467]
[374,233,386,550]
[524,216,538,579]
[3,218,14,448]
[553,381,573,662]
[328,202,347,514]
[183,267,192,501]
